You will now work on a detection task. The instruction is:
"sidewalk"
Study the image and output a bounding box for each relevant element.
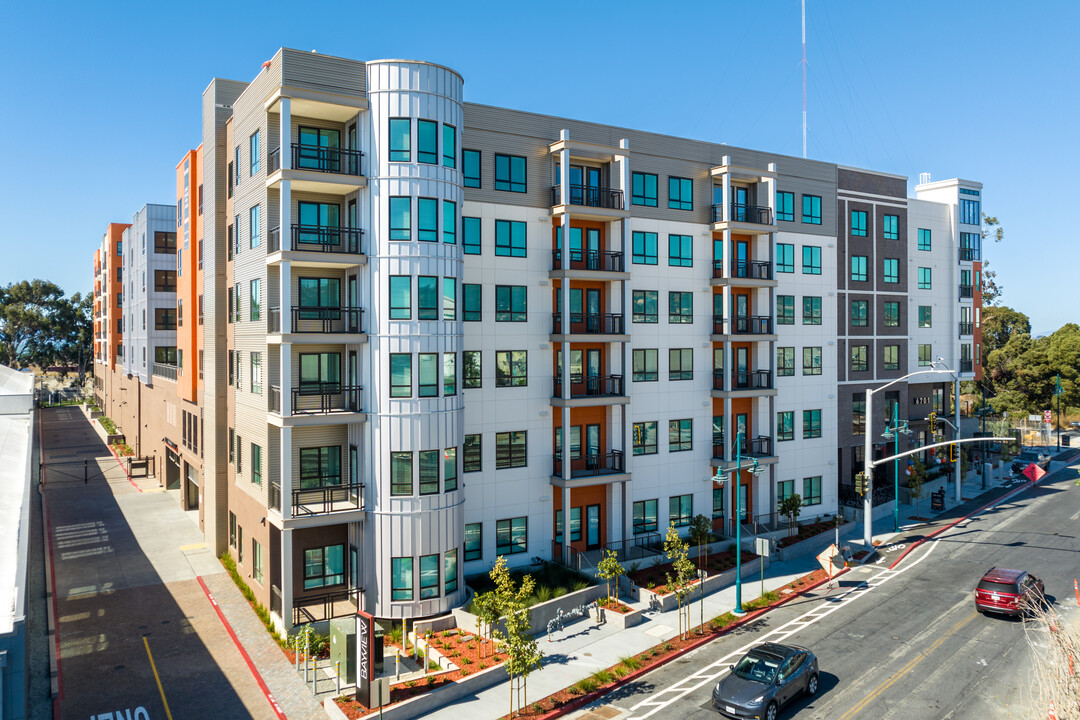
[415,452,1078,720]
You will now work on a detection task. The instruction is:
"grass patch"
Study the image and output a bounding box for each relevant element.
[592,669,613,684]
[620,654,642,671]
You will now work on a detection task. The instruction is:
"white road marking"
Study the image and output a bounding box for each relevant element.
[623,539,943,719]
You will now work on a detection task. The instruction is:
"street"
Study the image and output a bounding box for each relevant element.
[573,454,1080,720]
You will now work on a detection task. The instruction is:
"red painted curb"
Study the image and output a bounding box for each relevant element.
[105,437,143,493]
[197,576,289,720]
[533,567,850,720]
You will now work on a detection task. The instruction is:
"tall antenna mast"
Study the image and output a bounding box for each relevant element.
[801,0,807,158]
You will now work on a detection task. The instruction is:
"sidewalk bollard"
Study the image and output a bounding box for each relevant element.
[424,644,430,675]
[336,661,341,695]
[295,644,299,672]
[1074,578,1078,607]
[305,636,310,683]
[395,649,400,680]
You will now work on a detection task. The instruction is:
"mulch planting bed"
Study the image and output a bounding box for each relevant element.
[775,519,838,548]
[627,549,758,595]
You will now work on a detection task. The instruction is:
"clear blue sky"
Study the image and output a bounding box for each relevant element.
[1,1,1075,334]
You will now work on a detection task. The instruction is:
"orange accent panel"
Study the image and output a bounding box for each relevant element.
[553,485,608,554]
[176,148,201,402]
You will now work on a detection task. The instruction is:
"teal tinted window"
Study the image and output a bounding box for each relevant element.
[802,245,821,274]
[632,172,658,207]
[391,557,413,599]
[442,278,456,320]
[418,198,438,242]
[668,234,692,267]
[390,354,411,397]
[777,295,795,325]
[495,220,526,257]
[883,258,899,284]
[777,243,795,273]
[249,204,260,248]
[777,347,794,376]
[851,255,868,282]
[919,306,932,327]
[418,353,439,397]
[802,296,821,325]
[883,214,899,240]
[777,191,794,222]
[442,200,456,244]
[633,231,657,264]
[463,216,481,254]
[419,450,440,495]
[495,517,527,554]
[463,149,480,187]
[918,228,931,251]
[442,124,456,167]
[851,300,869,327]
[464,523,482,560]
[668,176,693,210]
[389,119,410,162]
[389,197,411,240]
[494,154,526,192]
[668,291,692,323]
[443,353,456,395]
[802,194,821,224]
[632,290,658,323]
[495,285,527,321]
[803,409,822,438]
[417,119,438,164]
[463,284,481,322]
[777,412,794,441]
[418,276,438,320]
[960,198,980,225]
[389,276,411,320]
[884,301,900,327]
[918,267,932,289]
[851,210,867,237]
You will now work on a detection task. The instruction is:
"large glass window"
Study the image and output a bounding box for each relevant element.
[777,295,795,325]
[494,285,527,322]
[918,306,932,328]
[389,119,411,162]
[299,446,342,489]
[418,353,439,397]
[632,172,658,207]
[495,518,527,555]
[389,197,411,241]
[443,352,457,396]
[668,292,692,323]
[463,284,481,322]
[669,494,692,527]
[632,349,658,382]
[391,557,413,600]
[463,351,481,389]
[851,300,869,327]
[633,499,658,534]
[884,344,900,371]
[668,176,693,210]
[803,296,822,325]
[390,354,411,398]
[442,201,456,244]
[803,409,822,439]
[883,214,899,240]
[442,278,456,321]
[776,191,795,222]
[442,124,456,167]
[249,278,261,321]
[850,345,869,372]
[417,120,438,164]
[803,476,822,506]
[919,344,932,366]
[298,352,340,393]
[495,350,527,387]
[669,419,692,452]
[883,258,899,284]
[776,243,794,273]
[802,195,822,224]
[777,411,794,441]
[495,431,527,469]
[852,396,866,434]
[249,130,260,176]
[632,290,658,323]
[495,220,526,257]
[462,149,481,187]
[851,255,868,282]
[494,154,526,192]
[304,545,344,589]
[250,442,262,484]
[419,450,440,495]
[633,421,658,455]
[960,198,980,225]
[884,301,900,327]
[418,198,438,242]
[250,352,262,394]
[391,451,412,495]
[444,448,458,492]
[851,210,867,237]
[918,228,931,251]
[249,204,261,248]
[803,347,822,375]
[802,246,821,274]
[444,549,458,594]
[154,270,177,292]
[777,347,795,377]
[418,276,438,320]
[669,348,693,381]
[463,216,480,254]
[668,234,693,267]
[918,267,932,289]
[389,276,411,320]
[633,231,658,264]
[464,434,481,472]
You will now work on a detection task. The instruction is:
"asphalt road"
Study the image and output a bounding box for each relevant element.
[579,454,1080,720]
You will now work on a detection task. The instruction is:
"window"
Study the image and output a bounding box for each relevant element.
[852,396,866,434]
[918,267,932,289]
[250,443,262,485]
[884,344,900,371]
[390,354,412,398]
[802,194,821,224]
[883,258,899,284]
[416,276,438,320]
[249,131,260,175]
[495,350,527,387]
[249,205,260,248]
[236,525,243,564]
[416,120,438,164]
[464,434,482,472]
[669,494,692,527]
[803,347,822,375]
[777,243,794,273]
[777,191,795,222]
[669,348,693,380]
[155,346,178,364]
[154,231,177,254]
[388,118,411,162]
[918,306,932,328]
[155,270,177,292]
[632,290,658,323]
[441,278,456,321]
[632,231,658,264]
[777,295,795,325]
[495,285,526,321]
[803,409,822,439]
[462,216,480,255]
[668,234,692,267]
[418,198,438,242]
[803,476,822,506]
[494,219,526,257]
[802,296,822,325]
[250,352,262,394]
[802,246,821,274]
[851,210,867,237]
[777,347,795,377]
[669,292,692,323]
[252,539,263,584]
[632,348,658,382]
[229,512,236,547]
[884,301,900,327]
[851,300,869,327]
[778,480,795,504]
[883,214,899,240]
[463,284,481,322]
[298,446,341,489]
[419,450,439,495]
[633,421,658,455]
[777,411,794,441]
[917,228,931,251]
[155,308,177,330]
[632,172,658,207]
[391,557,413,600]
[464,523,482,561]
[850,344,869,372]
[494,154,526,192]
[712,487,725,519]
[445,203,461,243]
[633,499,658,534]
[462,351,482,389]
[391,451,413,495]
[304,545,344,589]
[444,549,458,594]
[669,419,692,452]
[496,517,527,555]
[960,198,980,225]
[443,353,456,395]
[462,149,480,187]
[495,431,527,469]
[387,276,411,320]
[418,353,439,397]
[444,448,457,493]
[919,344,932,366]
[851,255,868,282]
[234,145,241,186]
[442,124,456,167]
[389,197,411,241]
[248,278,260,321]
[668,177,693,210]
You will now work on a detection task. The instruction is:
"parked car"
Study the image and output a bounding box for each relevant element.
[975,567,1045,617]
[712,642,818,720]
[1011,449,1050,474]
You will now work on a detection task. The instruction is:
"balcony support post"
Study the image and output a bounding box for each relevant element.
[280,98,291,171]
[618,138,630,212]
[281,527,294,631]
[721,157,732,223]
[280,260,291,334]
[281,425,293,520]
[561,486,571,565]
[280,342,292,418]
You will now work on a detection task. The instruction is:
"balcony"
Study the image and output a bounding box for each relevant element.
[267,225,365,264]
[713,315,725,335]
[734,370,773,390]
[732,316,773,335]
[959,321,973,336]
[266,144,366,194]
[267,306,366,343]
[551,375,625,405]
[713,436,775,467]
[152,363,179,382]
[550,185,623,210]
[550,312,626,337]
[552,450,625,479]
[713,369,725,391]
[961,359,974,373]
[959,284,973,299]
[712,202,773,225]
[713,259,774,282]
[959,247,980,262]
[269,384,363,419]
[278,481,366,517]
[549,249,625,275]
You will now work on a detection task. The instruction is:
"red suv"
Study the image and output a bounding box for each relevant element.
[975,567,1044,617]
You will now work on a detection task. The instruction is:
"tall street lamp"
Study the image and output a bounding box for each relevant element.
[933,358,962,504]
[714,430,762,615]
[880,403,911,533]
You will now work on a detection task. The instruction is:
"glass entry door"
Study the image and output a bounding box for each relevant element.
[586,504,601,549]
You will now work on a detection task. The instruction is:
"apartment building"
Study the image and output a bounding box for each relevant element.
[92,222,129,411]
[93,48,981,631]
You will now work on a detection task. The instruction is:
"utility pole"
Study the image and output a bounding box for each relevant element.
[1057,373,1062,452]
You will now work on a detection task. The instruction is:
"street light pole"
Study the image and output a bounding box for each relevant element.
[1057,373,1062,452]
[734,433,743,615]
[954,372,961,503]
[892,404,899,533]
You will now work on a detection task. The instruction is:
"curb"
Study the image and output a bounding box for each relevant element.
[38,409,63,714]
[104,439,144,493]
[533,566,851,720]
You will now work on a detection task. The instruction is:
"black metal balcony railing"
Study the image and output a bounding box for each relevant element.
[712,259,774,280]
[959,284,973,299]
[713,369,725,391]
[550,249,625,273]
[959,321,974,336]
[712,441,726,461]
[293,481,365,516]
[552,450,625,478]
[269,143,364,176]
[959,247,980,262]
[268,224,364,254]
[269,385,281,413]
[732,315,773,335]
[268,306,365,334]
[960,359,974,373]
[712,202,773,225]
[733,369,773,390]
[552,374,624,399]
[550,185,623,210]
[292,588,361,626]
[269,481,282,512]
[550,312,625,335]
[291,384,362,415]
[713,315,725,335]
[713,435,774,461]
[152,363,179,381]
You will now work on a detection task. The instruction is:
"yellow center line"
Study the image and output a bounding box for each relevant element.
[838,611,977,720]
[143,635,175,720]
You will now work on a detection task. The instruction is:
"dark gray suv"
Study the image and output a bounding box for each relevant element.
[712,642,819,720]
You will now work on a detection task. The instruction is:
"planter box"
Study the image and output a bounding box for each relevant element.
[339,661,510,720]
[603,605,644,629]
[453,582,604,638]
[634,557,762,613]
[773,521,856,563]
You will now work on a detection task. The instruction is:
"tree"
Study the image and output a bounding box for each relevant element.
[0,280,66,368]
[779,494,803,536]
[1022,598,1080,717]
[980,214,1006,307]
[688,513,712,574]
[490,557,540,718]
[52,292,93,380]
[908,459,927,518]
[663,522,695,640]
[596,549,624,605]
[471,588,501,659]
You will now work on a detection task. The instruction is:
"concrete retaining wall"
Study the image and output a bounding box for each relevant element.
[332,662,510,720]
[453,582,604,637]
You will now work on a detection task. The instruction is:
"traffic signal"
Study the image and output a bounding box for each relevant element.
[950,443,958,462]
[929,412,937,433]
[855,472,868,496]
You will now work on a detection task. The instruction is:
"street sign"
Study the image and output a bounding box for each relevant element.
[1022,464,1046,482]
[1044,410,1052,425]
[1029,415,1040,422]
[755,537,771,557]
[816,544,844,574]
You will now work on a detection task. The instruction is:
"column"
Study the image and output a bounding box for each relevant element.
[280,426,293,520]
[721,159,732,223]
[281,527,294,631]
[280,98,291,171]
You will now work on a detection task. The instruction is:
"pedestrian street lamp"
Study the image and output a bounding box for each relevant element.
[712,430,763,615]
[880,403,912,533]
